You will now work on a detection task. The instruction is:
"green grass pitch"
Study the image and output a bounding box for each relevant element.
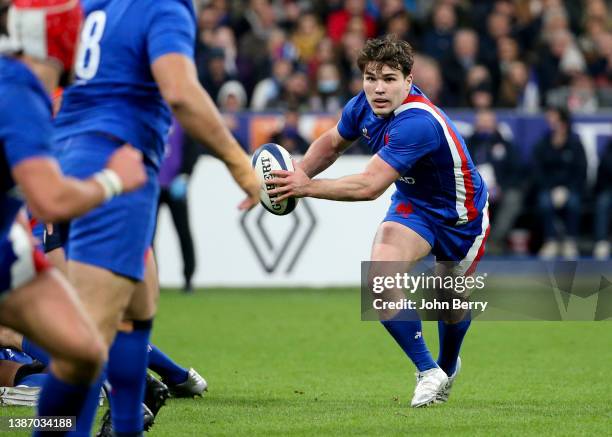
[2,288,611,436]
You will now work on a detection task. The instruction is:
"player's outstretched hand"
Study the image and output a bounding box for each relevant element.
[106,145,147,193]
[230,162,260,210]
[267,160,311,202]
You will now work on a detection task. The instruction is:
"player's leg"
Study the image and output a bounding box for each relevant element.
[0,326,24,351]
[61,134,160,434]
[371,218,438,373]
[67,260,136,434]
[103,251,157,435]
[433,205,490,403]
[372,200,449,407]
[0,266,105,430]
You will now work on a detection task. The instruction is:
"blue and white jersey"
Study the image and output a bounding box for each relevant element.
[0,348,34,365]
[54,0,196,169]
[0,57,53,244]
[337,86,487,225]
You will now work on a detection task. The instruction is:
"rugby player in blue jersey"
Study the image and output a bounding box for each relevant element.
[269,36,489,407]
[51,0,260,434]
[0,0,146,432]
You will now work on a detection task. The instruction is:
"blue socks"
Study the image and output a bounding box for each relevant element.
[34,371,90,437]
[107,319,152,435]
[437,318,471,376]
[21,338,50,366]
[147,344,188,385]
[74,372,105,436]
[381,309,437,372]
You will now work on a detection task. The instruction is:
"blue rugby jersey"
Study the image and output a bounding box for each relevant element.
[337,85,487,225]
[54,0,196,169]
[0,57,53,244]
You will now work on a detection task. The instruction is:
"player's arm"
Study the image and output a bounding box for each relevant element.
[298,125,353,178]
[268,154,399,202]
[12,147,145,222]
[151,54,259,209]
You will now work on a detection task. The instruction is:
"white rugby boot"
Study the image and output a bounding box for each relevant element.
[436,357,461,403]
[166,368,208,398]
[410,367,448,408]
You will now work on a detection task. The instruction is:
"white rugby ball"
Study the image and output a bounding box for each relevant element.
[252,143,299,215]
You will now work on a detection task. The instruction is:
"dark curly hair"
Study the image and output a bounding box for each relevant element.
[357,36,414,76]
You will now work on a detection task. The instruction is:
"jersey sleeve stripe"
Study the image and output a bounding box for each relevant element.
[395,95,479,224]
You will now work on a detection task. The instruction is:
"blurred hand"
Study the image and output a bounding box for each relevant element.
[106,145,146,193]
[169,174,189,200]
[229,162,260,210]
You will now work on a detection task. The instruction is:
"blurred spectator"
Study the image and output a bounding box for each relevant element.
[217,80,248,112]
[421,3,456,62]
[412,54,443,105]
[158,120,200,293]
[217,79,249,149]
[213,26,239,76]
[267,27,298,62]
[468,83,494,109]
[327,0,377,43]
[338,29,366,80]
[377,0,406,25]
[251,58,294,111]
[196,4,224,48]
[512,0,543,54]
[383,10,417,46]
[537,29,586,104]
[593,139,612,260]
[547,72,598,113]
[441,28,482,106]
[497,37,520,77]
[266,70,311,111]
[198,47,236,103]
[465,64,494,108]
[194,5,225,80]
[480,11,512,65]
[234,0,278,41]
[589,31,612,86]
[310,62,345,112]
[468,110,525,254]
[541,4,570,37]
[269,108,309,154]
[533,107,587,260]
[291,12,326,64]
[498,61,540,112]
[237,0,282,85]
[307,37,338,81]
[276,0,303,31]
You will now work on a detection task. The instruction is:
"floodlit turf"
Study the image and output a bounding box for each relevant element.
[2,288,611,436]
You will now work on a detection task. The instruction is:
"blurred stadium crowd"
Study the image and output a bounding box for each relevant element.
[193,0,612,113]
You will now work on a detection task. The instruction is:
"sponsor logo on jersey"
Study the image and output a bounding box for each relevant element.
[398,176,416,184]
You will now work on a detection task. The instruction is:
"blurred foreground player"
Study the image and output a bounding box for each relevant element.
[51,0,260,434]
[0,0,145,433]
[269,36,488,407]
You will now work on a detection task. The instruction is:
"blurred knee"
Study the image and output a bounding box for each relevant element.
[53,335,106,383]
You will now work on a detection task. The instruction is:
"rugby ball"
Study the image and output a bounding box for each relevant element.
[252,143,299,215]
